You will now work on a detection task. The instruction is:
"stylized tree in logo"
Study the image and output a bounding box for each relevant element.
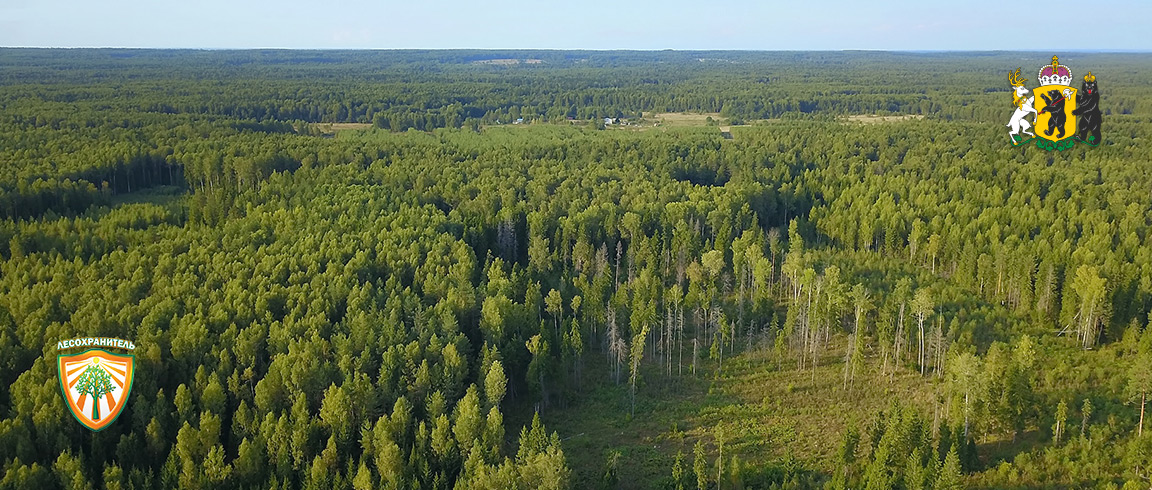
[74,360,116,420]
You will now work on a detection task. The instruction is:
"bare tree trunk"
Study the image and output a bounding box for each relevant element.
[1141,391,1146,437]
[843,307,857,392]
[678,304,684,377]
[996,265,1003,299]
[918,315,926,376]
[894,302,905,381]
[700,305,709,351]
[964,392,970,439]
[934,319,945,376]
[615,241,622,292]
[738,272,746,337]
[692,339,699,377]
[718,339,723,377]
[630,382,635,417]
[540,371,547,409]
[843,333,853,392]
[667,304,673,378]
[881,343,889,378]
[806,287,814,371]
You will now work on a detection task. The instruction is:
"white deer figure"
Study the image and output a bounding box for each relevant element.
[1007,68,1036,143]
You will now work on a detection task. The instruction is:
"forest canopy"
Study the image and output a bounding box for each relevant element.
[2,49,1152,489]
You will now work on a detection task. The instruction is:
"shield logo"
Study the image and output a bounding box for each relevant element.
[58,349,135,431]
[1034,84,1077,143]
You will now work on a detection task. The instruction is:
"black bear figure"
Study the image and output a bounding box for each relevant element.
[1040,89,1067,139]
[1072,77,1102,145]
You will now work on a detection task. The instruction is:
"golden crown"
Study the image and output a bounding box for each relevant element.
[1038,55,1072,86]
[1084,72,1096,82]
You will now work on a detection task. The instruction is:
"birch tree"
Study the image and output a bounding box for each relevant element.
[545,289,563,337]
[844,284,869,391]
[1070,265,1108,350]
[891,278,912,378]
[526,334,550,409]
[946,352,982,439]
[911,288,933,376]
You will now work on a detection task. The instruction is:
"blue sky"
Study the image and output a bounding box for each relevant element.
[2,0,1150,50]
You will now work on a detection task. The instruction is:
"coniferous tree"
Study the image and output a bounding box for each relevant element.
[672,450,685,490]
[1053,400,1068,445]
[1081,398,1094,438]
[934,445,963,490]
[693,440,708,490]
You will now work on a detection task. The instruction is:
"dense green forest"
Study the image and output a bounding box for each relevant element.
[2,49,1152,489]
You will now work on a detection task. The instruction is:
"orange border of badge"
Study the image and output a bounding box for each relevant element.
[57,348,135,432]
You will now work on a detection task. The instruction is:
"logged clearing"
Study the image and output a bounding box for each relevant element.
[844,114,925,124]
[530,342,938,489]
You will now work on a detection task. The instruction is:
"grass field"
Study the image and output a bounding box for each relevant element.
[644,112,728,127]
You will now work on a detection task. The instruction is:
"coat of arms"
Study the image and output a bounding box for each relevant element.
[1007,55,1103,150]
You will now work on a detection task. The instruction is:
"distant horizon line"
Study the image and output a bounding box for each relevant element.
[2,46,1151,53]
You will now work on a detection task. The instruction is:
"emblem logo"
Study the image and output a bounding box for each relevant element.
[1007,55,1103,150]
[57,338,136,431]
